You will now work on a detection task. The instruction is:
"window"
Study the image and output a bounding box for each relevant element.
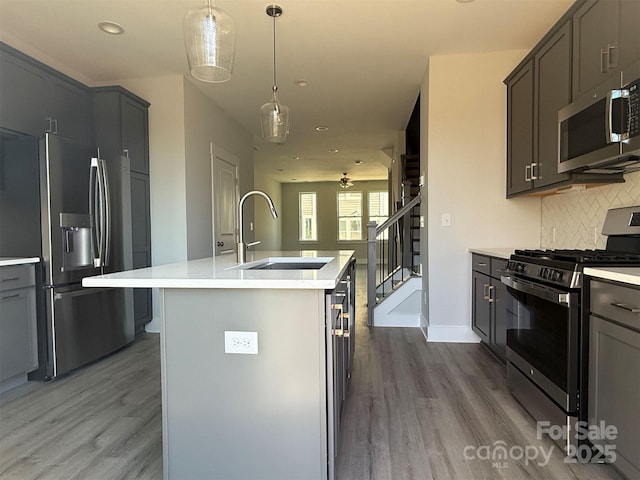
[337,192,362,240]
[299,192,317,241]
[368,191,389,226]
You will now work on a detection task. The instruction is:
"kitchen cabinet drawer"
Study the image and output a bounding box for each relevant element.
[491,258,508,279]
[590,280,640,331]
[472,254,491,275]
[0,264,35,292]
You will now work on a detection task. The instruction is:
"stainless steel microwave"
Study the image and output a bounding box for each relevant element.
[558,64,640,174]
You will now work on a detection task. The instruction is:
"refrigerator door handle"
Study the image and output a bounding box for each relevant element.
[89,158,102,267]
[100,158,111,267]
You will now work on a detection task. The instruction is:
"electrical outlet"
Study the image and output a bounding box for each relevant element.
[420,215,425,228]
[441,213,451,227]
[224,331,258,354]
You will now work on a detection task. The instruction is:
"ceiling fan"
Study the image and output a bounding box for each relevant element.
[339,172,353,189]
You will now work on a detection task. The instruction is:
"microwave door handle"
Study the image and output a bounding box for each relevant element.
[606,89,630,143]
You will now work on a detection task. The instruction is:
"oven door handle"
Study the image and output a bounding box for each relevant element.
[501,275,571,307]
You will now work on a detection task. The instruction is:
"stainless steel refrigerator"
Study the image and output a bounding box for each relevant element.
[0,132,134,378]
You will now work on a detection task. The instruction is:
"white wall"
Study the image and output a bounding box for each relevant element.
[183,80,254,260]
[423,51,542,342]
[120,75,188,265]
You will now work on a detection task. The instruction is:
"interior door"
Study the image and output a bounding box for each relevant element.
[211,145,239,256]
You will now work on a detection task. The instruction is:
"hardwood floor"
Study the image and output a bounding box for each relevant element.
[0,266,621,479]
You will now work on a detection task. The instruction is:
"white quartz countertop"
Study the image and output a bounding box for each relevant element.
[584,267,640,287]
[0,257,40,267]
[83,251,355,290]
[468,248,521,260]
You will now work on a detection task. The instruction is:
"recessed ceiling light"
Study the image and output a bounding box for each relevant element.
[354,160,363,165]
[277,169,284,172]
[328,148,339,153]
[291,178,297,181]
[98,21,125,35]
[295,79,310,87]
[290,155,300,160]
[315,126,329,132]
[456,0,475,3]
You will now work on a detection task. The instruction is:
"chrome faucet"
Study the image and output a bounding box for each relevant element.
[237,190,278,263]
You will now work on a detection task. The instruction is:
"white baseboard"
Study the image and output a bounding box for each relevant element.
[426,325,480,343]
[144,317,161,334]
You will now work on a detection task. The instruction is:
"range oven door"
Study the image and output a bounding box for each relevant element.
[501,275,581,414]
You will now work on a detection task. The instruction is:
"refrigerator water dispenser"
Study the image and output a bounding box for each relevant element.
[59,213,93,271]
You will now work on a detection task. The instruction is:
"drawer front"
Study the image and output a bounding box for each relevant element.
[472,254,491,275]
[590,280,640,331]
[491,258,508,279]
[0,265,35,292]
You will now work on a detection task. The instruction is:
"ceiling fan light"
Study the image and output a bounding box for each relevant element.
[183,1,236,83]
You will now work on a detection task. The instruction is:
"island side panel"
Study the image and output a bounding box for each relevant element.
[160,287,327,480]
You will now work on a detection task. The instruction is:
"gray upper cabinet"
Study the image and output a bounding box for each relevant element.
[0,43,90,143]
[44,73,91,144]
[0,48,46,136]
[91,87,150,174]
[572,0,619,97]
[506,60,534,196]
[505,2,626,198]
[533,21,572,189]
[573,0,640,99]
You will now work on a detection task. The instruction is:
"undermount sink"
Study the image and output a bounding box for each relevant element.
[229,257,333,271]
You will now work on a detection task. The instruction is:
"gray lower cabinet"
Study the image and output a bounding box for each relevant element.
[471,254,508,362]
[0,264,38,388]
[588,279,640,480]
[160,269,355,480]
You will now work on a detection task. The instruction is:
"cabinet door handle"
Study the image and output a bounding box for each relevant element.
[524,164,532,182]
[1,277,20,283]
[610,302,640,313]
[476,262,487,267]
[483,284,490,300]
[1,293,20,300]
[123,149,129,158]
[606,44,617,69]
[487,285,495,303]
[600,48,608,73]
[530,162,539,180]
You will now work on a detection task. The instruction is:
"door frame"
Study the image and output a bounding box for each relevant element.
[210,143,240,256]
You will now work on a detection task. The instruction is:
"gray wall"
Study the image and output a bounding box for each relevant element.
[254,171,282,251]
[281,180,388,260]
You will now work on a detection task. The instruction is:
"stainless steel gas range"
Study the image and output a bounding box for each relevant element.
[501,205,640,455]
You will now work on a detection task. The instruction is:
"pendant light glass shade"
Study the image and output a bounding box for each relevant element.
[183,1,236,83]
[261,88,290,143]
[261,5,289,144]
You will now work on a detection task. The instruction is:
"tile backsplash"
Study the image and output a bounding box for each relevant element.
[541,171,640,249]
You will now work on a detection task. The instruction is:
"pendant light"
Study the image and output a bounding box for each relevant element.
[183,0,236,83]
[260,5,290,144]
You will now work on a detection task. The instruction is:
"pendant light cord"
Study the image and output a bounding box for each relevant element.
[272,14,277,92]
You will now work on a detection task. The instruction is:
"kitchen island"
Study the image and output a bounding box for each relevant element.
[83,250,355,480]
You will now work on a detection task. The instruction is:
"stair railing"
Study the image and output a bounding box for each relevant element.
[366,192,421,326]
